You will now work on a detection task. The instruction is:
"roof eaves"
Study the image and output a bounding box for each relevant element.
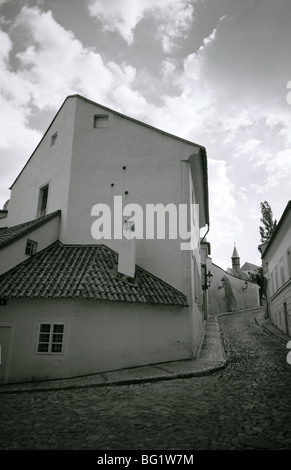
[0,240,61,284]
[0,240,189,307]
[262,201,291,259]
[200,146,210,227]
[135,266,189,307]
[70,94,205,150]
[0,210,61,250]
[9,94,72,189]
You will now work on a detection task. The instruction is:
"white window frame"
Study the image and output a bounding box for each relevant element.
[25,239,38,256]
[36,322,65,355]
[37,182,50,218]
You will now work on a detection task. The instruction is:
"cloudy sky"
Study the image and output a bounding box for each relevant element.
[0,0,290,270]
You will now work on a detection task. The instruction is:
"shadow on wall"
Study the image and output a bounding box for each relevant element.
[222,275,238,312]
[208,262,260,315]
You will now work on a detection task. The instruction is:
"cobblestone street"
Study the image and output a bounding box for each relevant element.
[0,310,291,451]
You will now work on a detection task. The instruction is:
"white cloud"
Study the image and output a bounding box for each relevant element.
[12,7,116,110]
[265,149,291,188]
[0,28,11,57]
[0,6,158,204]
[250,184,265,195]
[233,138,261,158]
[206,158,243,267]
[198,16,226,54]
[0,6,157,115]
[250,208,261,220]
[0,95,41,205]
[87,0,194,51]
[154,1,194,53]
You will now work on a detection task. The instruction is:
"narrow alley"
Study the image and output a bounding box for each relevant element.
[0,309,290,451]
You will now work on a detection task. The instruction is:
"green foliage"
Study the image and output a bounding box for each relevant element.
[259,201,277,243]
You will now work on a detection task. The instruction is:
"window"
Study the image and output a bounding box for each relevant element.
[25,239,38,256]
[270,271,275,296]
[287,249,291,279]
[50,132,57,146]
[274,266,279,292]
[37,323,64,354]
[94,114,108,128]
[279,257,285,285]
[37,184,49,217]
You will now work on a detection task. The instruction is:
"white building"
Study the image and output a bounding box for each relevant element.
[0,94,210,384]
[260,201,291,336]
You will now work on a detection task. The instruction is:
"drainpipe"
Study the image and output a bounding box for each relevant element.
[200,224,210,245]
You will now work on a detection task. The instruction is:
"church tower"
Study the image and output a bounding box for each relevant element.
[231,243,240,272]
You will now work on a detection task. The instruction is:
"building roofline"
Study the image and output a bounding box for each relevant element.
[211,262,257,283]
[68,94,205,148]
[0,210,61,250]
[78,95,209,226]
[0,240,189,306]
[9,95,207,196]
[261,201,291,258]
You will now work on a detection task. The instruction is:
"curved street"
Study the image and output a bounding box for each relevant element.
[0,310,291,450]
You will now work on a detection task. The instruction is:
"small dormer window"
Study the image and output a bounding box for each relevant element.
[25,239,38,256]
[94,114,108,128]
[50,132,57,146]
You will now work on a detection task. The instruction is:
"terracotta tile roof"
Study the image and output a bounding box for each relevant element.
[0,241,189,307]
[0,211,61,248]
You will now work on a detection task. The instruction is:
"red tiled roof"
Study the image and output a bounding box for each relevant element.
[0,211,61,248]
[0,241,189,307]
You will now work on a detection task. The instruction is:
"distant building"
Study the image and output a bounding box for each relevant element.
[0,94,210,384]
[241,262,261,279]
[260,201,291,336]
[227,244,260,282]
[207,243,260,315]
[227,244,248,280]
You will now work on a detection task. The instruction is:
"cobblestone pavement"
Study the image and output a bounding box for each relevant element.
[0,310,291,451]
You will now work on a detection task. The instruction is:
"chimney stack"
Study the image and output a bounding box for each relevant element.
[117,220,136,282]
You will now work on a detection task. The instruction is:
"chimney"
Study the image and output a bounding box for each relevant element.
[117,220,136,282]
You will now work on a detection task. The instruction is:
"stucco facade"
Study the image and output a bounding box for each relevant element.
[261,202,291,336]
[0,94,210,383]
[0,212,60,275]
[208,261,260,315]
[6,97,77,237]
[0,299,192,384]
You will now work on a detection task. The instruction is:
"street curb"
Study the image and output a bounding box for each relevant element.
[254,316,288,345]
[0,361,228,395]
[0,317,228,395]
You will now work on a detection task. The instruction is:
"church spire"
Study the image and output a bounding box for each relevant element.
[232,242,239,259]
[231,242,240,271]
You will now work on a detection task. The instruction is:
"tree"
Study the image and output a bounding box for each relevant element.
[259,201,277,243]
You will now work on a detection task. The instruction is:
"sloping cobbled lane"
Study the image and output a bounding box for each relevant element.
[0,310,291,450]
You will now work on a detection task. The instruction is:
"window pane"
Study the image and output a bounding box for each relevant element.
[52,333,63,343]
[39,333,50,343]
[53,324,64,333]
[40,324,51,333]
[38,343,49,353]
[51,343,63,353]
